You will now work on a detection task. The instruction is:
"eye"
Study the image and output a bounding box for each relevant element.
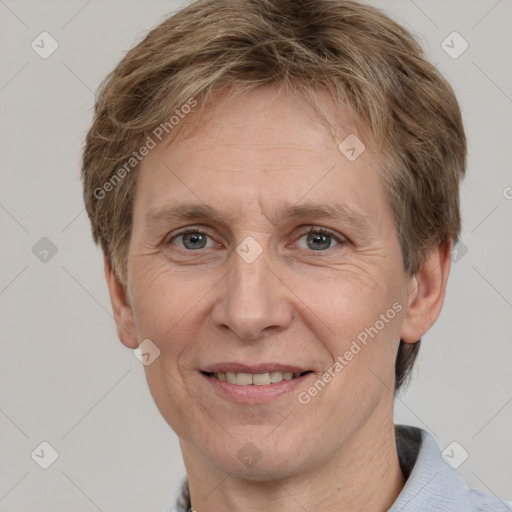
[294,227,345,251]
[165,226,346,253]
[167,228,216,251]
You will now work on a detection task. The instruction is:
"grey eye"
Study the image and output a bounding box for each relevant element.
[296,230,341,251]
[170,230,213,250]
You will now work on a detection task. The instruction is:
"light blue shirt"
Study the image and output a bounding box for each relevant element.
[163,425,512,511]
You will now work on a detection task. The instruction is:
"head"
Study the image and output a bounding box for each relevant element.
[81,0,465,480]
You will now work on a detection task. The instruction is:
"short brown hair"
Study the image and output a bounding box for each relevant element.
[81,0,466,391]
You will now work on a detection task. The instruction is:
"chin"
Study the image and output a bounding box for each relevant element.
[201,433,315,481]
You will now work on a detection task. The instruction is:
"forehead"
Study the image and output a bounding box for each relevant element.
[135,85,390,230]
[168,85,357,154]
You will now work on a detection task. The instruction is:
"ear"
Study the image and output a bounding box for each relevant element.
[103,254,139,349]
[400,239,452,344]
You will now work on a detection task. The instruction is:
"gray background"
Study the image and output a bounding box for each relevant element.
[0,0,511,510]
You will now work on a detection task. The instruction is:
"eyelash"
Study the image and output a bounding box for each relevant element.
[165,226,347,253]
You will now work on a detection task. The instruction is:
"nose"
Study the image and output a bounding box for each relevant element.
[212,243,292,341]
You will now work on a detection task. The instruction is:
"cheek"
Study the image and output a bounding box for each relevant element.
[129,259,200,341]
[297,265,400,337]
[294,269,403,386]
[129,263,208,434]
[298,279,402,437]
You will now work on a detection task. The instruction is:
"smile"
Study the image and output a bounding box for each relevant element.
[199,368,315,404]
[202,370,312,386]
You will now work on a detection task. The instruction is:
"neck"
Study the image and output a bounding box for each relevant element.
[180,417,405,512]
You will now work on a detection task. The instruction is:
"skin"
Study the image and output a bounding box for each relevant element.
[104,84,452,511]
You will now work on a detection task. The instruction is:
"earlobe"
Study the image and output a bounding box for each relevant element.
[400,240,452,344]
[103,255,139,349]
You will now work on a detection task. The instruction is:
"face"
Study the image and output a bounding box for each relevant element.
[121,85,415,479]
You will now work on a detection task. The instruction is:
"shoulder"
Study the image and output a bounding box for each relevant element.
[390,425,512,512]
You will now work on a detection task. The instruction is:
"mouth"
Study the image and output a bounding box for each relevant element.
[199,366,315,404]
[201,370,312,386]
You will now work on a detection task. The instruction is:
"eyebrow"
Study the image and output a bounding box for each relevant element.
[144,200,372,232]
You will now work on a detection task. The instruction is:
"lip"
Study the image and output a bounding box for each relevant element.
[200,362,310,374]
[199,369,314,404]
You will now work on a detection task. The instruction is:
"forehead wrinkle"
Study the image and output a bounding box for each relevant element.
[202,142,326,151]
[143,199,372,234]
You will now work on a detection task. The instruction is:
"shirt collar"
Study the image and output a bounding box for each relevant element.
[390,424,510,511]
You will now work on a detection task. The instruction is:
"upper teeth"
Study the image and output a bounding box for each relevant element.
[214,371,303,385]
